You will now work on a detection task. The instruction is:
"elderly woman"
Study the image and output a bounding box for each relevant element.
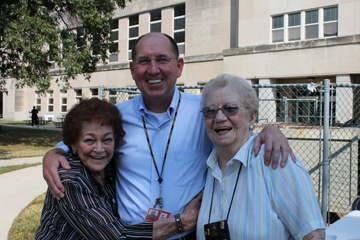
[36,98,200,240]
[196,74,325,240]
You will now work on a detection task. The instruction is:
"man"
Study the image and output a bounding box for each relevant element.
[43,32,294,239]
[30,106,39,127]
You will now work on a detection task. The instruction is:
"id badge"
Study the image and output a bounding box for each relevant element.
[145,208,171,222]
[204,220,230,240]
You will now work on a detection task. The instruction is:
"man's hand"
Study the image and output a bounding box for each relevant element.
[42,148,70,200]
[181,190,203,231]
[254,125,295,168]
[152,191,203,240]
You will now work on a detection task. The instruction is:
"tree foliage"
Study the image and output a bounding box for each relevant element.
[0,0,131,93]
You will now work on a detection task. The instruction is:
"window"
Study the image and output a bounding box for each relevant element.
[150,9,162,33]
[272,6,338,43]
[47,90,54,112]
[305,10,319,39]
[288,13,301,41]
[174,4,186,54]
[128,15,139,60]
[324,6,338,37]
[61,98,67,112]
[272,15,284,43]
[91,88,99,96]
[74,89,82,97]
[109,19,119,62]
[75,89,82,102]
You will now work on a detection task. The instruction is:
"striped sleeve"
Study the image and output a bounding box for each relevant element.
[57,179,153,239]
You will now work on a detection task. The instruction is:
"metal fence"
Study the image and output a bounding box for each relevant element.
[100,80,360,224]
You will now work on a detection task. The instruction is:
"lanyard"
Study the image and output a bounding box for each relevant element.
[141,93,181,209]
[208,162,243,223]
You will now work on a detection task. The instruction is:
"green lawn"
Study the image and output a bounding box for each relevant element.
[0,125,62,159]
[0,124,61,239]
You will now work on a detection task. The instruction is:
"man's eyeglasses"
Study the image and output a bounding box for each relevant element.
[201,104,245,119]
[134,56,177,66]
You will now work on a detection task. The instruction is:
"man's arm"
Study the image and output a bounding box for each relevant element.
[42,148,70,199]
[254,125,296,168]
[153,191,202,239]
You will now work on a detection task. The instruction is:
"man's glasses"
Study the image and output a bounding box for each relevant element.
[134,56,177,66]
[201,104,244,119]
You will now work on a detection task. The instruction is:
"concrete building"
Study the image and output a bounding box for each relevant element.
[1,0,359,123]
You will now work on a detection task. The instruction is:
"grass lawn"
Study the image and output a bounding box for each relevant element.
[0,123,61,239]
[0,125,62,159]
[8,193,46,240]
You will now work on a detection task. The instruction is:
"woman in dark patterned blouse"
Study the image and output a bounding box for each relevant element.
[36,98,200,240]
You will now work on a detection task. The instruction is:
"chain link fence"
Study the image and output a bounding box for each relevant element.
[100,81,360,224]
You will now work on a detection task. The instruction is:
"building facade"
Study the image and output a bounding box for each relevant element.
[1,0,359,123]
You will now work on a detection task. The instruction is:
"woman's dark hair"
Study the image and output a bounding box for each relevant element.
[62,98,125,150]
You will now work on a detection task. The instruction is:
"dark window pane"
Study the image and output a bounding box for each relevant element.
[289,13,301,26]
[174,31,185,43]
[129,27,139,38]
[111,19,119,30]
[129,39,137,50]
[174,18,185,30]
[151,9,161,21]
[324,7,338,21]
[174,4,185,17]
[111,31,118,41]
[272,15,284,29]
[306,10,318,24]
[151,22,161,32]
[129,15,139,26]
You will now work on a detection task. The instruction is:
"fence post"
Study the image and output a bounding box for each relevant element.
[321,79,330,222]
[99,85,105,100]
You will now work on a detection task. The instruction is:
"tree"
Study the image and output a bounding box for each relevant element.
[0,0,132,93]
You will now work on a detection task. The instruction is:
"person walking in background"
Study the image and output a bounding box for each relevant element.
[30,106,39,127]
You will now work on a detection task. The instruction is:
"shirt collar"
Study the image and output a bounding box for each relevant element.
[138,86,180,117]
[206,133,258,170]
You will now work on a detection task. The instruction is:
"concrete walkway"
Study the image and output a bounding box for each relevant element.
[0,156,47,240]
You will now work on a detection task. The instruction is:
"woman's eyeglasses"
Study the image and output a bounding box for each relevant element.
[201,104,245,119]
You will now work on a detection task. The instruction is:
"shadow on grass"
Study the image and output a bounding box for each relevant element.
[0,126,61,146]
[0,126,62,159]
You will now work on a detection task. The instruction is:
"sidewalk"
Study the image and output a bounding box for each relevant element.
[0,156,47,240]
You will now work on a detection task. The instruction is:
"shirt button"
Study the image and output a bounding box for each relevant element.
[156,153,159,156]
[157,128,160,131]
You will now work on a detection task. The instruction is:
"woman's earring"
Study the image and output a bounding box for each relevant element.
[249,124,254,130]
[73,149,77,155]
